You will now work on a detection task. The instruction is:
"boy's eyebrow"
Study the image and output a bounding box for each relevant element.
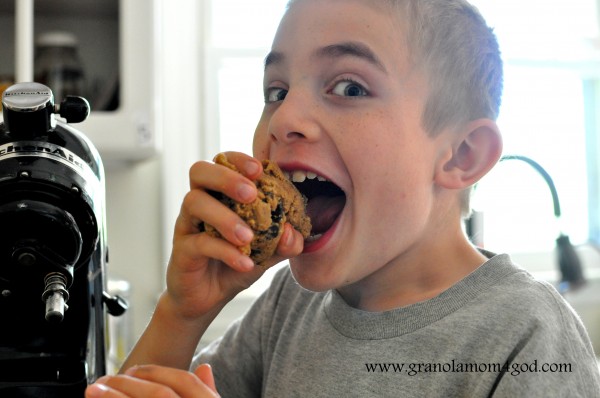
[264,41,387,73]
[264,51,284,70]
[315,42,387,73]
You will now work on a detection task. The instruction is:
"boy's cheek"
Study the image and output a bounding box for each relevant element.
[252,125,271,158]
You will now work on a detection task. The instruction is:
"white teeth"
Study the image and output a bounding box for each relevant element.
[292,170,306,183]
[305,233,323,242]
[286,170,328,183]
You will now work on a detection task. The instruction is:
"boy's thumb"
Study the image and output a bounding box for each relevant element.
[194,363,219,396]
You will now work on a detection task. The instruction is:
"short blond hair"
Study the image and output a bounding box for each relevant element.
[398,0,503,135]
[395,0,503,216]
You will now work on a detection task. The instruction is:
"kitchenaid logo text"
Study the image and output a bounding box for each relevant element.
[0,141,85,170]
[3,90,49,97]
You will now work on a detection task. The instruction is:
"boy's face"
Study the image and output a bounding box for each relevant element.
[253,0,452,293]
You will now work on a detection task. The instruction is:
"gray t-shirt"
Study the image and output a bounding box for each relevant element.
[194,253,600,397]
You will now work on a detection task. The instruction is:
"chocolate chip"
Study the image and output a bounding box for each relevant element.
[272,202,284,223]
[266,224,280,239]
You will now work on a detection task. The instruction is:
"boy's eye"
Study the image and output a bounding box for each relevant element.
[331,80,368,97]
[265,87,288,103]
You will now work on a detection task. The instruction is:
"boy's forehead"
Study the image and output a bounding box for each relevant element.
[280,0,401,34]
[286,0,395,15]
[272,0,408,68]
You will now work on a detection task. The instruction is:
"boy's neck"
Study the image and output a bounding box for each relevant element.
[336,231,487,312]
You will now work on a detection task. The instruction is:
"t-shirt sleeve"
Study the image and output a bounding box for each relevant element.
[491,281,600,397]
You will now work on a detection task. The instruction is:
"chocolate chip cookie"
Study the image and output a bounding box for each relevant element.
[202,153,312,266]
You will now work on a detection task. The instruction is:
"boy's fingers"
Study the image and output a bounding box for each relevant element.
[188,160,257,204]
[179,189,254,248]
[259,224,305,269]
[187,152,262,206]
[281,223,305,255]
[176,232,254,272]
[86,381,128,397]
[124,365,219,397]
[194,364,218,394]
[86,375,164,398]
[218,151,263,179]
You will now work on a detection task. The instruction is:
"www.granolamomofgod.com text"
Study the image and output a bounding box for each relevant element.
[365,360,572,377]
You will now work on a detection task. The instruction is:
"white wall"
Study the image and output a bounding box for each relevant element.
[104,159,164,344]
[102,0,206,344]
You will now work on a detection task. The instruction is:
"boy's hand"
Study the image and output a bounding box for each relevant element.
[165,151,304,320]
[117,152,304,372]
[85,364,219,397]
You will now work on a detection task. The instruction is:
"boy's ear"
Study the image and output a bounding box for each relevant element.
[435,119,502,189]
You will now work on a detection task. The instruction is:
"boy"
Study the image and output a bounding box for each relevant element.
[86,0,600,396]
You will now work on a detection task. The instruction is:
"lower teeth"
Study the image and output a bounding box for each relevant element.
[305,234,323,243]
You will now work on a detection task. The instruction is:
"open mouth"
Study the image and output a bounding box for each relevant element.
[283,170,346,241]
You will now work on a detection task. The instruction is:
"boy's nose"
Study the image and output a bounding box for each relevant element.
[268,91,321,144]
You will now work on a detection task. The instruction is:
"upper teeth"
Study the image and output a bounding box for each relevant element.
[284,170,327,183]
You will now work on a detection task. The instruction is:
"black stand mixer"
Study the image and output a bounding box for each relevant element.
[0,82,127,397]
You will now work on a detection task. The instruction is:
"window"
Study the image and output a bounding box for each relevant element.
[469,0,600,256]
[472,67,589,252]
[203,0,287,159]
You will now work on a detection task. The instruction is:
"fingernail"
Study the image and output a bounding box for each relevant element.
[96,375,111,384]
[237,183,255,202]
[245,160,260,176]
[283,225,294,248]
[235,224,254,243]
[238,256,254,270]
[87,383,110,397]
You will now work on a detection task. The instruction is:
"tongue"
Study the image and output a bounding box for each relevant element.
[306,195,345,234]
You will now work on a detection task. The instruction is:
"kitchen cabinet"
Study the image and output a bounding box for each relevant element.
[0,0,160,164]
